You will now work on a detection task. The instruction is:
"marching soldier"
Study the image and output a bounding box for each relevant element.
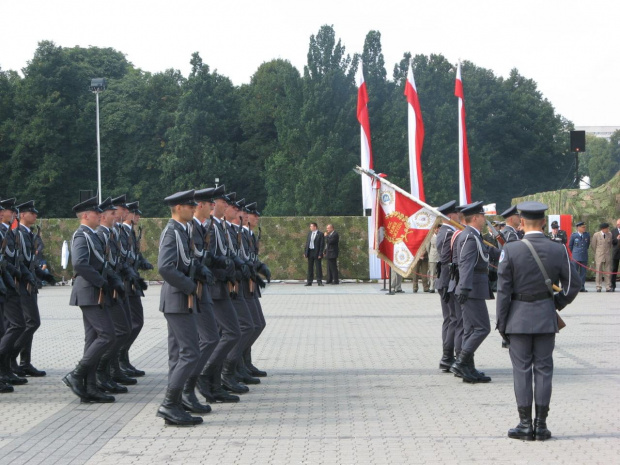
[496,201,580,440]
[197,185,242,403]
[222,197,258,390]
[447,204,467,377]
[0,198,30,387]
[500,205,520,243]
[63,196,119,403]
[244,202,270,377]
[434,200,459,372]
[12,200,54,377]
[0,199,26,391]
[95,197,133,393]
[451,201,500,384]
[156,190,203,426]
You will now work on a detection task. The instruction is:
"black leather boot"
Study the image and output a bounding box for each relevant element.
[196,365,216,403]
[534,405,552,441]
[0,353,27,385]
[9,351,26,377]
[97,358,128,394]
[452,351,479,383]
[439,348,455,372]
[182,376,212,413]
[468,354,491,383]
[85,375,115,403]
[471,353,486,377]
[62,362,89,400]
[157,388,203,426]
[450,350,462,378]
[111,355,137,385]
[244,347,267,377]
[221,359,249,393]
[18,347,46,377]
[0,379,14,393]
[236,357,260,385]
[119,348,145,377]
[210,363,240,403]
[508,405,534,441]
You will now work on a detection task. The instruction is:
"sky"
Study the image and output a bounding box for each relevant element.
[2,0,618,126]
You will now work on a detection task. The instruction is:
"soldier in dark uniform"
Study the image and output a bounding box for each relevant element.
[451,201,500,383]
[63,196,118,403]
[0,199,30,387]
[568,222,590,292]
[196,185,242,403]
[434,200,459,372]
[11,201,50,377]
[548,221,567,245]
[95,197,133,394]
[222,197,258,390]
[483,222,499,292]
[500,205,520,243]
[244,202,270,377]
[496,201,580,440]
[156,190,203,426]
[0,199,24,391]
[119,201,151,377]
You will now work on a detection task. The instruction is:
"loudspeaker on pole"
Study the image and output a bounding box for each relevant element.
[570,130,586,152]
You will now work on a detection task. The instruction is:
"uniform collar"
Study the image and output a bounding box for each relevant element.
[172,219,187,232]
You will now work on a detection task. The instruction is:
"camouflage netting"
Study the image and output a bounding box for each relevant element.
[513,171,620,277]
[38,217,370,282]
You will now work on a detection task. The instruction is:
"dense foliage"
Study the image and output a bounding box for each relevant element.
[1,26,601,217]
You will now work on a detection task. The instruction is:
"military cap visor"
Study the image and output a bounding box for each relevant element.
[600,222,609,229]
[16,200,39,214]
[164,190,197,207]
[73,196,102,214]
[460,201,485,216]
[111,194,128,208]
[126,201,140,213]
[437,200,457,215]
[211,185,227,200]
[575,221,585,227]
[225,192,237,204]
[516,201,548,220]
[1,198,17,211]
[194,187,216,202]
[551,221,559,228]
[98,197,117,212]
[244,202,257,213]
[234,198,246,209]
[500,205,518,219]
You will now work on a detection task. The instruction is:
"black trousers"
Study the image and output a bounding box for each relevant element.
[103,299,132,359]
[326,258,339,283]
[206,296,241,367]
[81,305,116,368]
[0,295,25,355]
[15,291,40,364]
[125,295,144,352]
[244,297,265,350]
[612,258,619,289]
[193,294,220,376]
[227,296,254,361]
[306,253,323,284]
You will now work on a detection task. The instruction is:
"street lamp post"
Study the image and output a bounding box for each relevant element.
[90,78,106,203]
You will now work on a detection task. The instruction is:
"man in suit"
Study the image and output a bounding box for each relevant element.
[156,190,203,426]
[496,201,580,441]
[500,205,521,243]
[591,222,613,292]
[451,201,500,384]
[63,196,119,403]
[324,224,340,284]
[568,221,590,292]
[304,222,324,286]
[611,218,620,291]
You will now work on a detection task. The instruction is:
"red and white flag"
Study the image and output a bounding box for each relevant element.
[455,62,471,205]
[404,63,425,201]
[375,177,438,277]
[356,63,374,210]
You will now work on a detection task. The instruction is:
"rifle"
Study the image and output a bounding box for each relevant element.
[486,219,506,247]
[225,224,238,298]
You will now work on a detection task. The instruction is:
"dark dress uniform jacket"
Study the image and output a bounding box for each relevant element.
[496,232,580,334]
[0,223,29,298]
[455,226,499,300]
[70,225,106,306]
[436,224,456,290]
[501,225,520,243]
[189,218,211,302]
[324,231,339,259]
[157,220,197,313]
[205,218,229,301]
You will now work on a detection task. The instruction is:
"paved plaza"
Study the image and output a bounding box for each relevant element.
[0,281,618,464]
